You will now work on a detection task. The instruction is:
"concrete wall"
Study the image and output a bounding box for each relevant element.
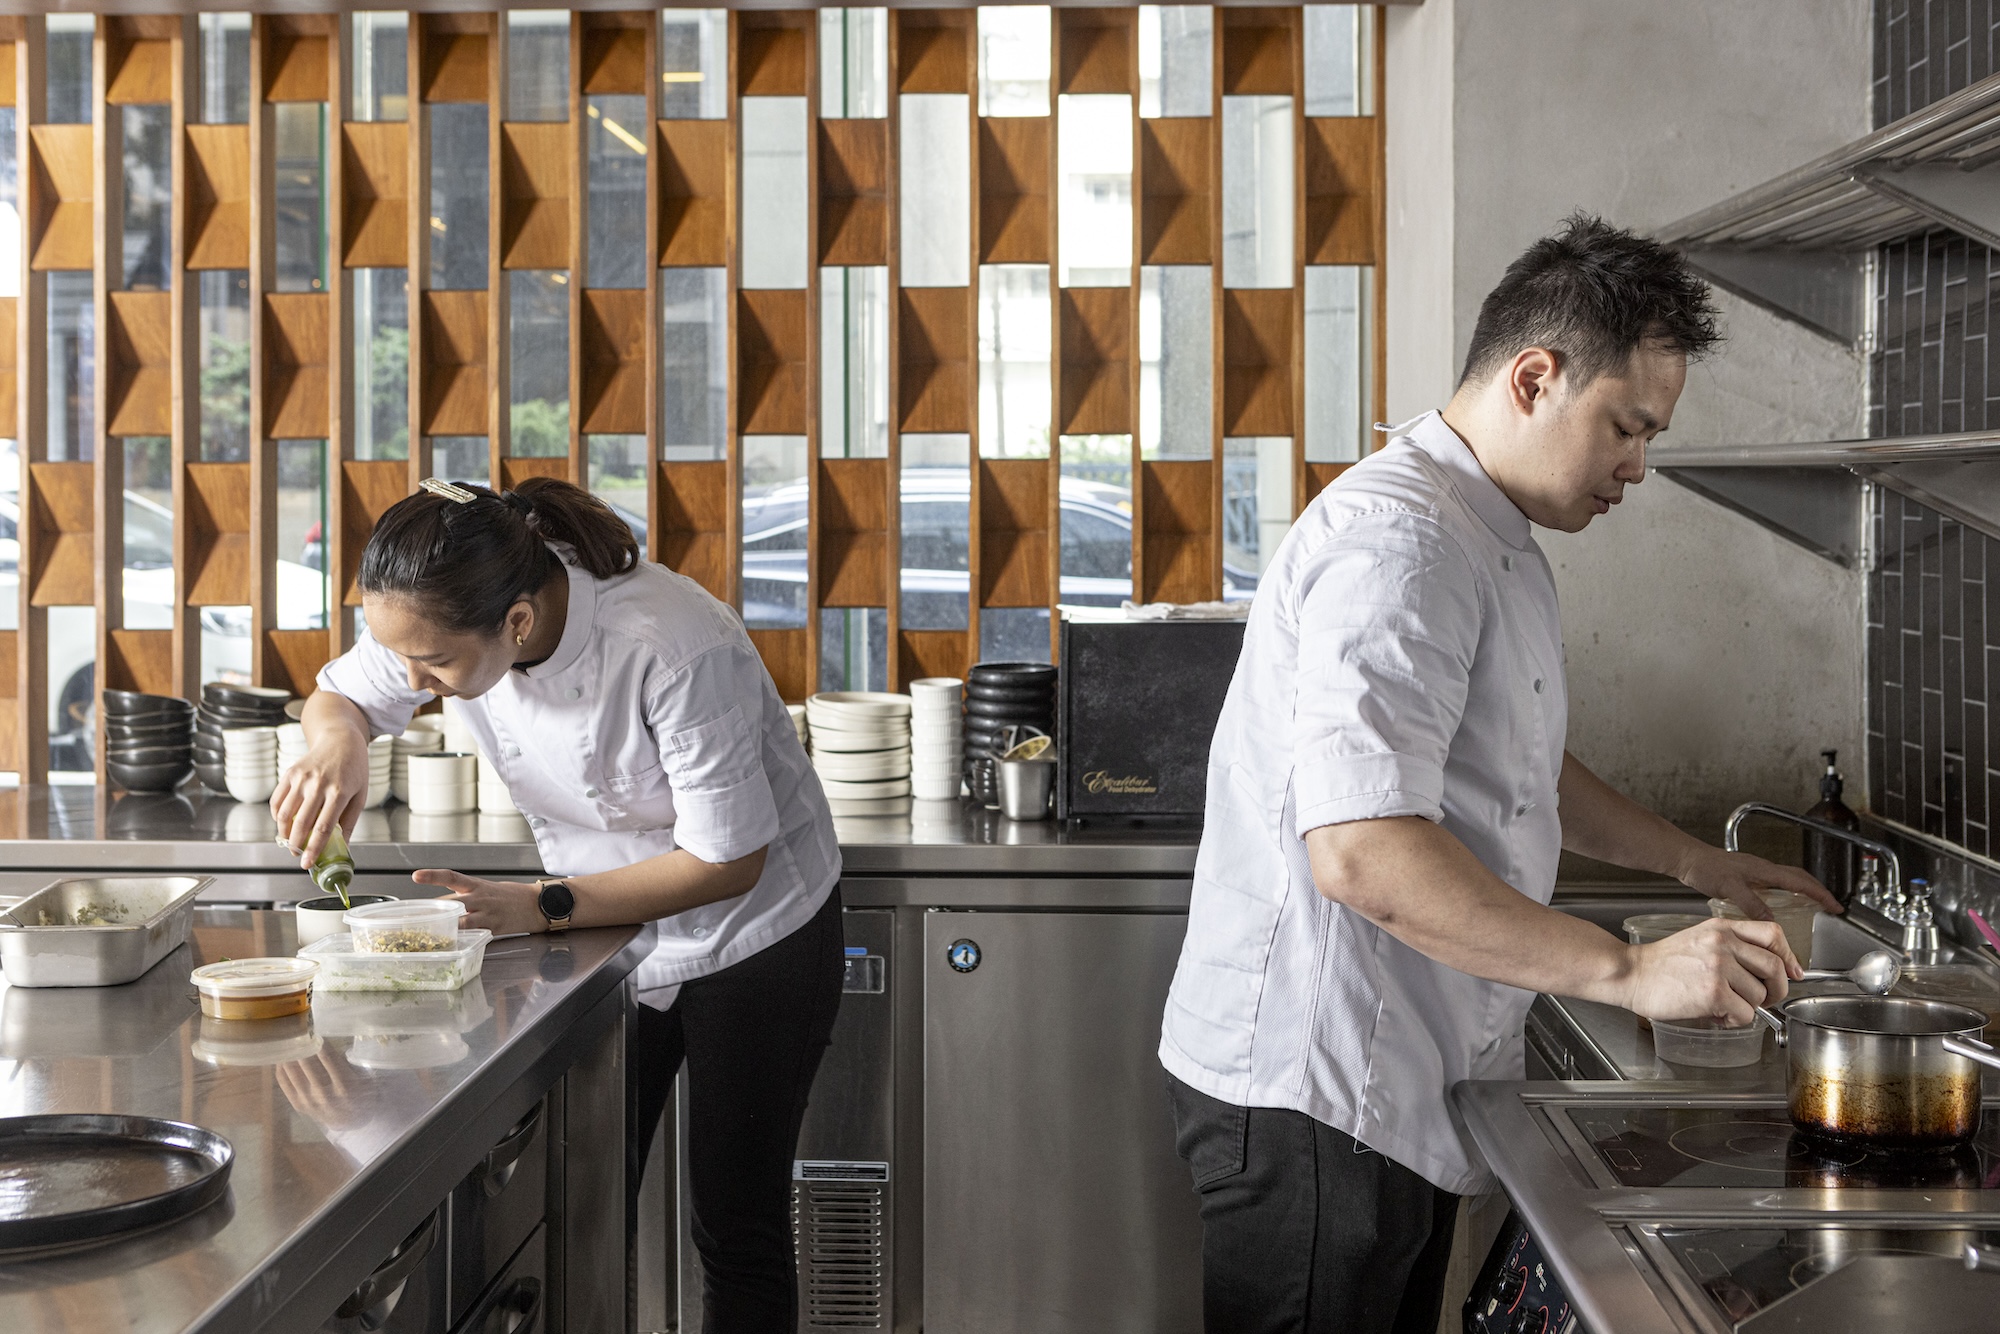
[1385,0,1875,837]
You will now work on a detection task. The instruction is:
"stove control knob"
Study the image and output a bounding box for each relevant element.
[1494,1266,1527,1307]
[1508,1307,1547,1334]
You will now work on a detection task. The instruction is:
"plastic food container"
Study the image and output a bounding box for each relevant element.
[1709,889,1819,967]
[1652,1016,1767,1068]
[1623,912,1711,945]
[191,956,321,1020]
[192,1012,323,1066]
[300,929,493,992]
[344,898,467,954]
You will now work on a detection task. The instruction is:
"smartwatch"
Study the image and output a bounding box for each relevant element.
[536,878,576,933]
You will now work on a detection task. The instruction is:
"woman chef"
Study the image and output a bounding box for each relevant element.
[273,476,842,1330]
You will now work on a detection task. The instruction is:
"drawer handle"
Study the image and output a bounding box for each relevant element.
[482,1102,544,1198]
[335,1208,439,1328]
[480,1276,543,1334]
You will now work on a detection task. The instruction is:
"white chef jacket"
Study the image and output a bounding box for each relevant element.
[319,550,840,994]
[1159,410,1568,1195]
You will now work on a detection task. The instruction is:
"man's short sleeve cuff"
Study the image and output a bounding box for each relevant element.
[1293,751,1444,838]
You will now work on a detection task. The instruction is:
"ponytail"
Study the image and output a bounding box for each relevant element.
[358,477,640,634]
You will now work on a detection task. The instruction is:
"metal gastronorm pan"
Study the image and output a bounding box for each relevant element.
[0,876,212,987]
[0,1114,233,1251]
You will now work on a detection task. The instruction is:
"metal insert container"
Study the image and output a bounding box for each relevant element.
[0,876,212,988]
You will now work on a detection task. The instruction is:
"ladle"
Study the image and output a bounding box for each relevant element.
[1798,949,1902,996]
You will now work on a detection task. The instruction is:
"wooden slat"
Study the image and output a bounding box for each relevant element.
[978,117,1050,264]
[341,122,407,269]
[1303,116,1379,265]
[499,456,569,489]
[264,292,329,439]
[1305,461,1352,499]
[581,22,648,96]
[106,290,172,437]
[26,461,93,606]
[898,287,970,432]
[1140,459,1216,603]
[819,119,888,266]
[1220,8,1295,96]
[748,627,809,702]
[579,289,648,434]
[500,121,569,270]
[264,628,332,696]
[739,12,811,97]
[1058,287,1131,434]
[107,39,172,105]
[0,295,14,428]
[185,124,250,269]
[1057,8,1134,95]
[265,33,329,102]
[658,120,728,266]
[420,289,488,436]
[898,629,967,685]
[105,628,174,694]
[169,12,199,696]
[1139,119,1210,263]
[818,457,889,607]
[28,124,93,271]
[658,460,729,601]
[896,10,973,94]
[423,32,488,104]
[339,459,408,605]
[0,629,16,772]
[737,288,810,434]
[1221,288,1292,436]
[185,461,251,606]
[978,458,1049,607]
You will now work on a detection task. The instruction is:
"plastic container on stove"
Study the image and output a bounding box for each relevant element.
[1652,1016,1767,1068]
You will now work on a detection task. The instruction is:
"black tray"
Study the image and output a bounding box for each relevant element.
[0,1114,233,1252]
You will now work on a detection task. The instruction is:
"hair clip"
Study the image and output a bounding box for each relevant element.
[419,478,479,504]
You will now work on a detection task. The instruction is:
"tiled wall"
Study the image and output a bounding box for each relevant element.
[1870,231,2000,439]
[1874,0,2000,124]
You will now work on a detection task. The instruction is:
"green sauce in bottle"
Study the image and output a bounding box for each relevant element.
[312,826,355,909]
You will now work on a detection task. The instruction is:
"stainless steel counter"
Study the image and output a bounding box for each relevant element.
[0,909,650,1334]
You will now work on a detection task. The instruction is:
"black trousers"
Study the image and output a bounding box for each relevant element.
[631,885,844,1333]
[1166,1072,1461,1334]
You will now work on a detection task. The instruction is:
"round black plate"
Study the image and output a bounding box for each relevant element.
[0,1115,233,1252]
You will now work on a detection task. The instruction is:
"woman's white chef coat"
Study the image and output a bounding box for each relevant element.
[319,549,840,994]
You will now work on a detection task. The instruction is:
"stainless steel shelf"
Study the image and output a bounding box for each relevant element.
[1649,427,2000,467]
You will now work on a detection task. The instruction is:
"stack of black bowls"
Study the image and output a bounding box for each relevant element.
[103,692,196,792]
[195,684,292,792]
[965,661,1058,770]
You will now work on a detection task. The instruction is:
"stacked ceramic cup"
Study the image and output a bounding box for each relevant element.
[221,727,279,803]
[806,692,912,812]
[391,721,445,802]
[907,678,965,801]
[276,723,311,776]
[197,684,292,791]
[406,752,477,815]
[363,736,394,808]
[476,754,518,813]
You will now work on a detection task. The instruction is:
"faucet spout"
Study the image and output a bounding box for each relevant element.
[1723,801,1902,910]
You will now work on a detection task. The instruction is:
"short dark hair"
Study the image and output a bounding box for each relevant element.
[1458,213,1721,390]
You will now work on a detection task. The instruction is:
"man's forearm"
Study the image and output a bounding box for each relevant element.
[1556,750,1706,878]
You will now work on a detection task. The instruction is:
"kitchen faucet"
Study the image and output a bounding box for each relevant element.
[1722,802,1935,954]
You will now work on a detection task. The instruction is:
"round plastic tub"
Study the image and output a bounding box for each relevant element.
[1652,1016,1767,1068]
[345,898,467,954]
[1709,889,1819,967]
[1624,912,1711,946]
[191,956,320,1020]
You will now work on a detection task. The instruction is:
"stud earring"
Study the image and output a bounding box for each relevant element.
[516,634,525,646]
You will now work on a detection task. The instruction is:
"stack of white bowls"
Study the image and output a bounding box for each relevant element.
[392,723,445,802]
[476,754,517,813]
[406,752,477,816]
[787,704,808,750]
[222,726,279,803]
[276,723,310,776]
[807,692,911,810]
[908,678,964,801]
[364,736,394,808]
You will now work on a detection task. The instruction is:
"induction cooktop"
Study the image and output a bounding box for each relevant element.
[1568,1105,2000,1190]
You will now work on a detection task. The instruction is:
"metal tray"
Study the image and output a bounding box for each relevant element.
[0,876,212,988]
[0,1114,233,1252]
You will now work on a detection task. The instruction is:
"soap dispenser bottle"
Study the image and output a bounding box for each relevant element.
[1803,749,1861,905]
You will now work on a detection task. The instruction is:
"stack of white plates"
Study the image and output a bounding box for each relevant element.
[476,753,517,814]
[364,735,394,809]
[392,724,444,803]
[787,704,808,750]
[406,751,476,816]
[276,723,310,776]
[807,692,911,802]
[908,677,964,801]
[222,726,278,803]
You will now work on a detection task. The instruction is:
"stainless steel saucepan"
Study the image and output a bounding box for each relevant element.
[1755,995,2000,1147]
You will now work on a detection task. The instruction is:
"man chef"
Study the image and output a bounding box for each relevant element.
[1159,214,1838,1334]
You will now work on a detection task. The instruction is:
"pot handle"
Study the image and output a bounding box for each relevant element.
[1941,1033,2000,1071]
[1755,1006,1787,1048]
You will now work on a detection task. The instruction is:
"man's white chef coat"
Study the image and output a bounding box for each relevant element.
[1159,410,1568,1195]
[320,550,840,994]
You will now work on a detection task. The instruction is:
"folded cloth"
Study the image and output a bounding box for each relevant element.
[1118,599,1253,621]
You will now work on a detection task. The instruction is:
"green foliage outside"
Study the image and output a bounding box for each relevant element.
[368,324,410,460]
[201,337,251,462]
[510,398,570,458]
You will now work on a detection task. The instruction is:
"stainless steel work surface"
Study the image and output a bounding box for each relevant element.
[0,909,648,1334]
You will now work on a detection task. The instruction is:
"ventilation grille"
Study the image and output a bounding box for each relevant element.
[793,1161,888,1331]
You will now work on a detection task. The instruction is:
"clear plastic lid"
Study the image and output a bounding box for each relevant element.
[191,956,321,998]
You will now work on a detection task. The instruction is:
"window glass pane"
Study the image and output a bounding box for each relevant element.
[274,103,329,293]
[49,606,95,771]
[820,9,889,119]
[121,105,172,292]
[430,104,489,290]
[0,107,18,299]
[48,272,93,463]
[586,94,647,289]
[1058,435,1132,606]
[507,11,570,122]
[355,268,409,461]
[1223,436,1289,591]
[900,95,971,287]
[978,264,1050,459]
[741,98,809,290]
[199,605,251,686]
[821,266,888,459]
[1140,264,1211,459]
[587,435,647,545]
[1058,94,1132,287]
[1222,95,1293,289]
[742,435,808,629]
[901,435,970,631]
[662,268,728,460]
[979,607,1050,664]
[200,14,252,124]
[1304,265,1370,463]
[0,440,16,632]
[429,436,488,485]
[276,439,330,630]
[351,12,409,122]
[978,6,1050,117]
[200,271,251,461]
[821,607,888,691]
[1304,5,1373,117]
[122,438,173,632]
[661,10,728,120]
[1139,6,1212,118]
[510,270,569,457]
[46,16,93,126]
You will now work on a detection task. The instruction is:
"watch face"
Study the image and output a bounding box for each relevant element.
[540,880,577,920]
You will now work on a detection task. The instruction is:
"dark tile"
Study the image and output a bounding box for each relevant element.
[1964,699,1988,835]
[1944,634,1966,757]
[1943,523,1965,638]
